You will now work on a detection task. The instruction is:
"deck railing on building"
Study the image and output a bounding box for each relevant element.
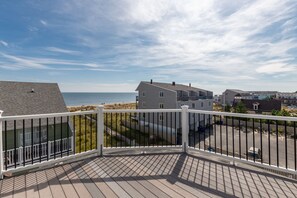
[0,106,296,179]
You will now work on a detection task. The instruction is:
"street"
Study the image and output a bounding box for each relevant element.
[190,125,296,169]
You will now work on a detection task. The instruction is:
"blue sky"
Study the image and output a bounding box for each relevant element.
[0,0,297,94]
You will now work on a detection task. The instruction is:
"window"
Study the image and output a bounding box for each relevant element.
[159,114,164,121]
[192,103,195,108]
[159,91,164,97]
[253,103,259,110]
[142,102,146,107]
[159,103,164,109]
[201,102,204,107]
[209,101,211,106]
[142,91,145,97]
[20,127,47,146]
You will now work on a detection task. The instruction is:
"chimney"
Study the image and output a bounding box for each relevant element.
[189,83,191,87]
[31,88,35,93]
[172,81,175,86]
[150,79,153,84]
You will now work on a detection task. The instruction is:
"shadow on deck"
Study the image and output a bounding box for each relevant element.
[1,152,297,198]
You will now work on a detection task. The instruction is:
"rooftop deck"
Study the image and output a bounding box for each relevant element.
[1,152,297,198]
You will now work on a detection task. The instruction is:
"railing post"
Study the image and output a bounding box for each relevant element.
[48,141,51,158]
[0,110,4,179]
[181,105,189,153]
[97,105,104,156]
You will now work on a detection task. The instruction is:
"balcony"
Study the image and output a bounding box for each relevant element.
[178,96,213,101]
[0,107,297,197]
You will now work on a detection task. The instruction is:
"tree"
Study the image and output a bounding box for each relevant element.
[235,101,247,113]
[225,104,231,112]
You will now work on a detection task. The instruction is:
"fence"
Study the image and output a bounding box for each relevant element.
[0,105,296,179]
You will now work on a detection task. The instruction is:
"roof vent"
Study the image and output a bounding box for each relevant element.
[31,89,35,93]
[150,79,153,84]
[172,81,175,86]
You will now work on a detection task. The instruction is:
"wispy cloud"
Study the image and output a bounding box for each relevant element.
[0,53,122,71]
[1,0,297,92]
[45,47,80,55]
[40,20,47,26]
[0,40,8,47]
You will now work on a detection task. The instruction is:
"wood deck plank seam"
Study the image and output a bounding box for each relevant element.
[119,155,172,198]
[61,164,92,197]
[70,162,105,198]
[45,168,67,198]
[100,156,154,197]
[53,166,80,198]
[129,154,212,198]
[90,158,132,198]
[117,155,185,198]
[82,162,119,198]
[78,160,114,198]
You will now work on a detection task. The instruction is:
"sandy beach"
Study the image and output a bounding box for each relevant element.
[67,102,136,112]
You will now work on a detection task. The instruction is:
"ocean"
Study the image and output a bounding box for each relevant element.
[62,92,137,106]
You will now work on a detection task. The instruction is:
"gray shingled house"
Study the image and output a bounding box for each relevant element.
[136,80,213,144]
[0,81,72,165]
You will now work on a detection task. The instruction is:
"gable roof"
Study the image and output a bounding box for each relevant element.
[234,99,281,112]
[0,81,67,117]
[136,81,211,93]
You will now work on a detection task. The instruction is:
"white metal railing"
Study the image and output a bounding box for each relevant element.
[4,137,73,167]
[0,105,296,179]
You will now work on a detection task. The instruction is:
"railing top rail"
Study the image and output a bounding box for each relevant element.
[0,108,182,121]
[0,110,96,121]
[188,109,297,122]
[104,109,182,113]
[1,108,296,122]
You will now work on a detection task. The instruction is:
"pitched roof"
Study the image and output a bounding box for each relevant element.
[235,99,281,112]
[137,81,211,93]
[0,81,68,116]
[0,81,68,130]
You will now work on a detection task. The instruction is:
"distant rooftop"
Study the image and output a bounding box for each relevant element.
[137,81,211,93]
[0,81,67,117]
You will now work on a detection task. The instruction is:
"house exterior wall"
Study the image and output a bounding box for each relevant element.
[3,123,72,150]
[137,82,177,109]
[222,90,239,106]
[136,82,213,144]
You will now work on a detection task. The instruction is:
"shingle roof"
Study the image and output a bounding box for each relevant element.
[0,81,68,130]
[235,99,281,112]
[138,81,211,93]
[0,81,67,116]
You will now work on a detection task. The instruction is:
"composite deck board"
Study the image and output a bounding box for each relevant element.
[25,172,40,198]
[112,156,165,198]
[62,164,92,198]
[35,170,53,197]
[89,159,132,198]
[1,177,13,198]
[0,153,297,198]
[54,166,80,198]
[12,175,26,198]
[132,154,217,198]
[98,157,148,197]
[81,162,119,198]
[45,168,66,198]
[119,156,185,198]
[70,162,105,197]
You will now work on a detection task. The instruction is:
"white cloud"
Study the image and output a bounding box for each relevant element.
[0,53,121,71]
[256,63,296,74]
[45,47,80,55]
[40,20,47,26]
[0,40,8,47]
[55,0,297,80]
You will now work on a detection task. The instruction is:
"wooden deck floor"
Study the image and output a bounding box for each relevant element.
[1,153,297,198]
